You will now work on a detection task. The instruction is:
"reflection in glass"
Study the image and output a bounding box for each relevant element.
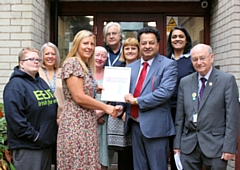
[104,21,156,41]
[166,17,204,46]
[58,16,94,61]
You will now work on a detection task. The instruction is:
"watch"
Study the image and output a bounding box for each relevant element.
[133,98,138,105]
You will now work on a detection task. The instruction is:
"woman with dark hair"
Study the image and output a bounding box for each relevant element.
[166,26,195,170]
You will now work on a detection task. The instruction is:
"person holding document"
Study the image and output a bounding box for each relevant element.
[57,30,119,170]
[108,37,140,170]
[174,44,239,170]
[117,27,178,170]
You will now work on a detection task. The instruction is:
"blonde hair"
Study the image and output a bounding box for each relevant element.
[64,30,96,75]
[18,47,39,63]
[119,38,141,62]
[40,42,60,69]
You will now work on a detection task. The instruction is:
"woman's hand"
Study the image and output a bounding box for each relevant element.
[122,112,126,122]
[104,105,118,118]
[95,110,105,118]
[96,85,104,94]
[97,116,105,125]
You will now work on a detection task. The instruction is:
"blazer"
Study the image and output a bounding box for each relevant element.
[174,67,239,158]
[124,54,178,138]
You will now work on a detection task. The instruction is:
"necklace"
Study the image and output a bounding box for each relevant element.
[43,68,56,93]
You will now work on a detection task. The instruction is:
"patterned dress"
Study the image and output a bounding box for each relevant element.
[57,58,101,170]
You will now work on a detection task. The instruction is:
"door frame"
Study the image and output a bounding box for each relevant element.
[52,1,211,53]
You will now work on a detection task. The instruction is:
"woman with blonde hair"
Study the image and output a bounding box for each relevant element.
[39,42,64,125]
[39,42,64,169]
[57,30,119,170]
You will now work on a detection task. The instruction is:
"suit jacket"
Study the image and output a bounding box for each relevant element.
[124,54,178,138]
[174,67,239,158]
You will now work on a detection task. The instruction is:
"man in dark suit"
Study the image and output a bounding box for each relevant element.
[117,27,178,170]
[174,44,239,170]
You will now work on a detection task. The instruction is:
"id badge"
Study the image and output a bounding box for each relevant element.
[193,113,198,123]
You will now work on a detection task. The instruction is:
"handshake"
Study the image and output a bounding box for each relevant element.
[105,105,123,118]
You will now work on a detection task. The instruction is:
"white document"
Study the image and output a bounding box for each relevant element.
[101,66,131,102]
[174,153,183,170]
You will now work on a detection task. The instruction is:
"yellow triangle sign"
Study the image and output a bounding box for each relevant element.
[168,18,177,26]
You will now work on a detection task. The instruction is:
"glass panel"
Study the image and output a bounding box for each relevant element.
[104,21,156,41]
[166,17,204,46]
[58,16,94,61]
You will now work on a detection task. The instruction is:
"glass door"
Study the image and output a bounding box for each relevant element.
[96,13,164,53]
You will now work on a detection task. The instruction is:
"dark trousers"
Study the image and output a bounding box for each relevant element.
[181,144,227,170]
[13,147,52,170]
[118,146,134,170]
[170,107,177,170]
[131,121,169,170]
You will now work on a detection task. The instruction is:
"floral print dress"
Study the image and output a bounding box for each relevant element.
[57,58,101,170]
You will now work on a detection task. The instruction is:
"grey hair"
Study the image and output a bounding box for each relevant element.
[103,22,123,43]
[40,42,61,68]
[95,46,107,56]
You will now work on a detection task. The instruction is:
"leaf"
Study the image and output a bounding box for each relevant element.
[10,163,16,170]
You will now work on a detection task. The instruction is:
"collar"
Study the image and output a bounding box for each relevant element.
[171,52,191,60]
[106,43,122,54]
[198,66,213,81]
[140,57,154,67]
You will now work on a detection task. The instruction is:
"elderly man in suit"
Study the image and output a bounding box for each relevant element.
[117,27,178,170]
[174,44,239,170]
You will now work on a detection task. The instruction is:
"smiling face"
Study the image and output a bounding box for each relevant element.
[43,46,56,68]
[171,30,187,52]
[94,49,107,69]
[191,44,214,76]
[20,51,40,77]
[123,45,139,64]
[139,33,159,60]
[78,36,95,62]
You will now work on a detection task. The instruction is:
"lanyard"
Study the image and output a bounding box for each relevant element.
[107,47,122,66]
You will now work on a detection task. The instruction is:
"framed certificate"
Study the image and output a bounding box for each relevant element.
[101,66,131,102]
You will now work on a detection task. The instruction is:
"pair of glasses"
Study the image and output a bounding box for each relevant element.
[106,32,119,37]
[22,58,42,62]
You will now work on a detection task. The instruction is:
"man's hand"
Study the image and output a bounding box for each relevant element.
[221,152,235,160]
[115,105,123,117]
[124,93,135,104]
[174,149,181,155]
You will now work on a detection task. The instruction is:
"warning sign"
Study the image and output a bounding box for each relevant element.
[168,18,177,26]
[167,17,177,32]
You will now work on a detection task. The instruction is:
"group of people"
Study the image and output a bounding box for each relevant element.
[3,21,239,170]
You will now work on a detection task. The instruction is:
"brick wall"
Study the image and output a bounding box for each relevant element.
[211,1,240,169]
[0,0,50,102]
[210,0,240,102]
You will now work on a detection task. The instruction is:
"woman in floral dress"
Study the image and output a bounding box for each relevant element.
[57,30,118,170]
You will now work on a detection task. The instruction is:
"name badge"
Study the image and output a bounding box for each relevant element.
[193,113,198,123]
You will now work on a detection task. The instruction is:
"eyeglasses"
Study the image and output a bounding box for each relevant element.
[191,54,212,63]
[106,32,119,37]
[22,58,42,62]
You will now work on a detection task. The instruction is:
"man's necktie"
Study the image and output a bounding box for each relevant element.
[198,77,206,108]
[130,62,148,119]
